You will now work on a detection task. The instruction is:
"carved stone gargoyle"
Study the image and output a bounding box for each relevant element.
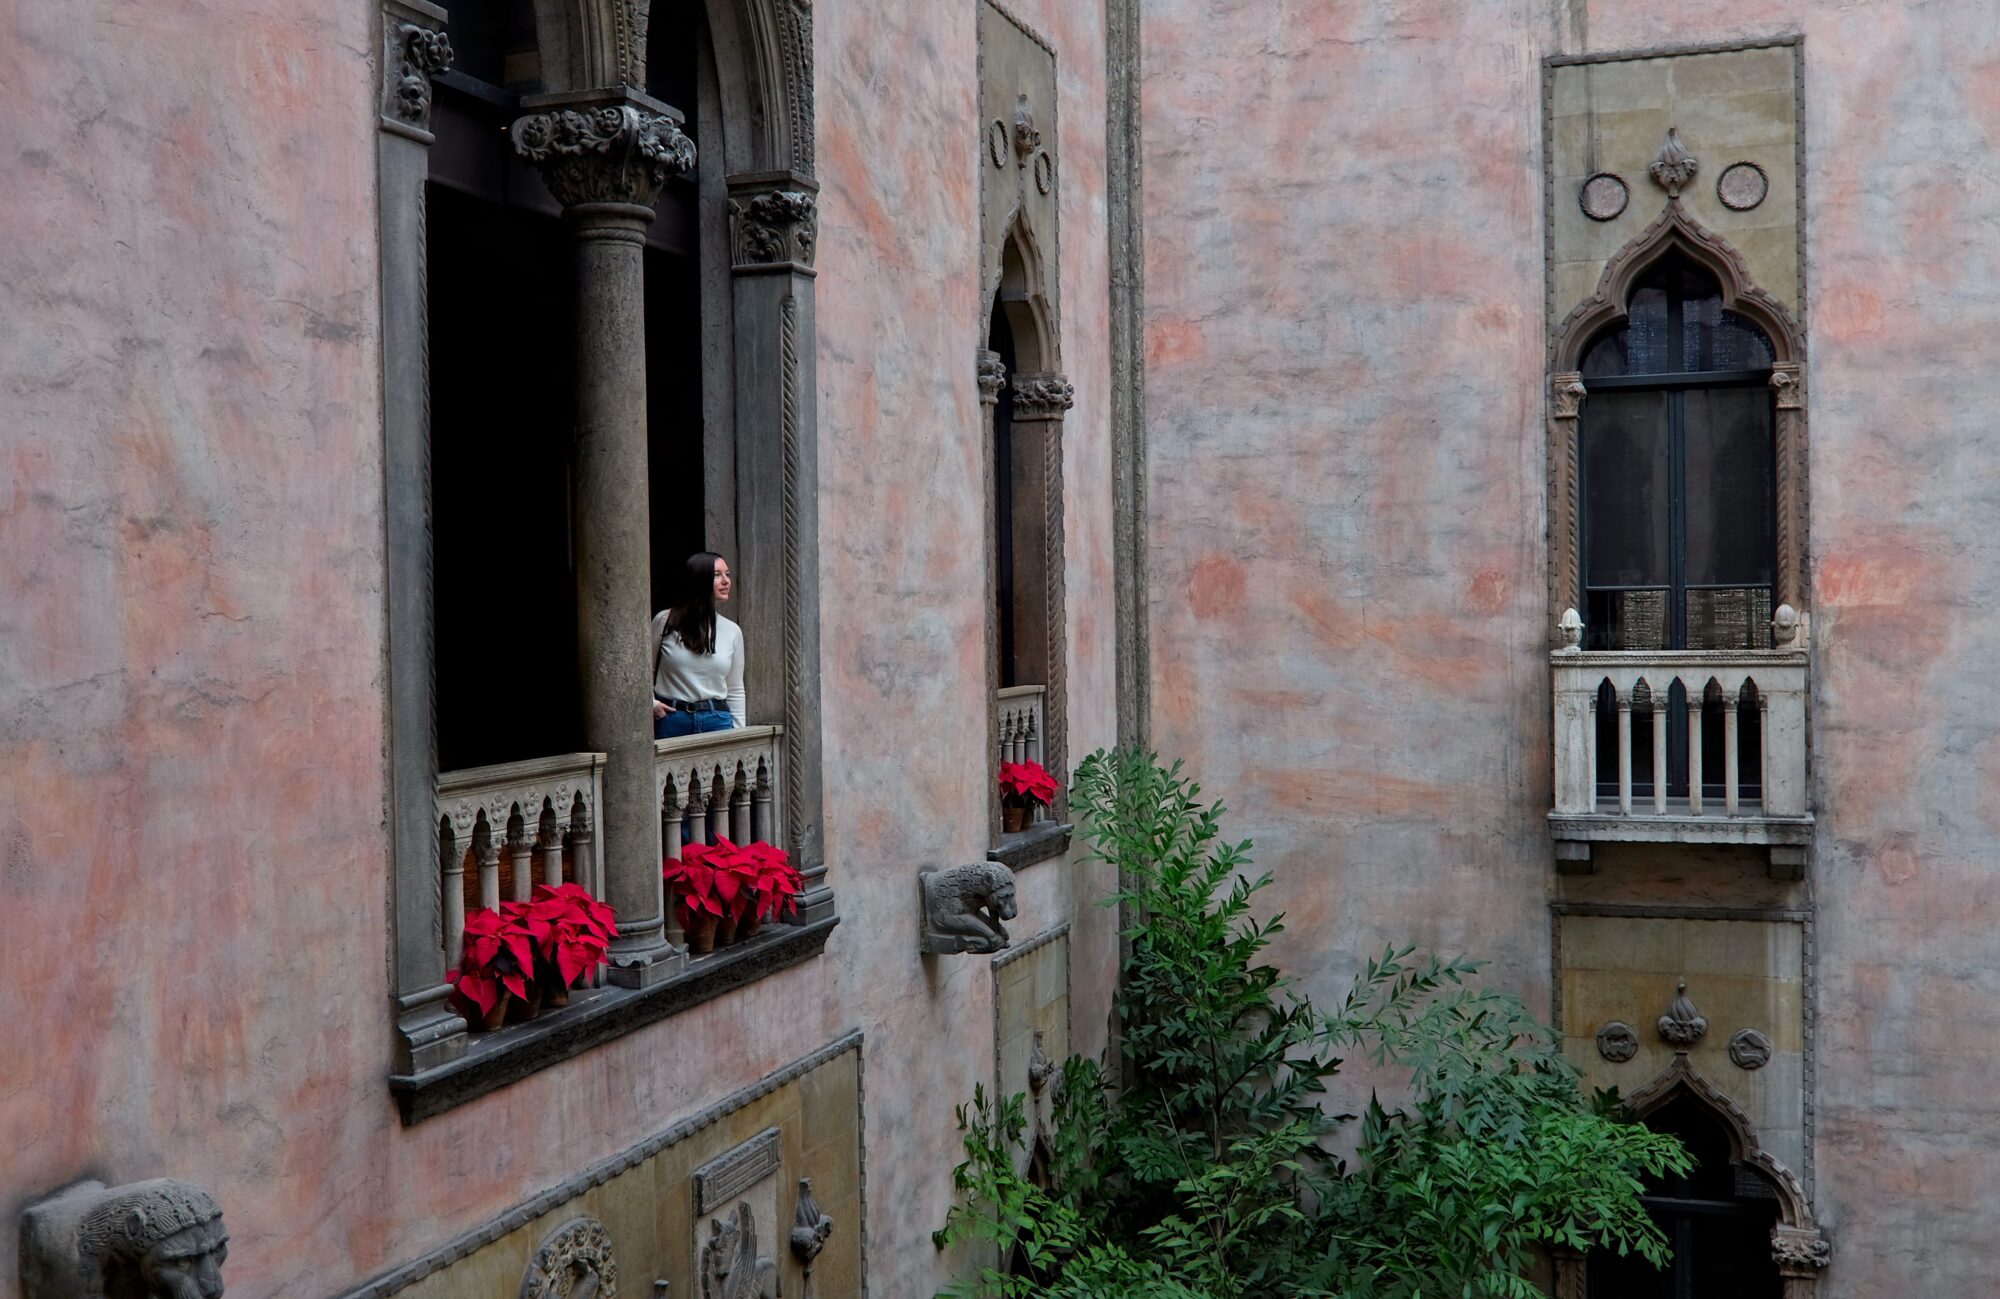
[919,862,1018,954]
[21,1178,228,1299]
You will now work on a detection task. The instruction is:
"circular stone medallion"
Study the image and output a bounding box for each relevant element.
[1579,172,1629,221]
[988,119,1010,168]
[1728,1027,1774,1070]
[1717,161,1769,211]
[1595,1020,1639,1063]
[1034,150,1055,195]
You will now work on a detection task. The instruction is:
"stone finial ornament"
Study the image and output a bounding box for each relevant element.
[700,1202,777,1299]
[919,862,1019,954]
[789,1179,834,1299]
[1656,980,1709,1048]
[1729,1028,1774,1071]
[21,1179,228,1299]
[1649,127,1699,198]
[1772,603,1800,647]
[1557,608,1584,653]
[1595,1020,1639,1063]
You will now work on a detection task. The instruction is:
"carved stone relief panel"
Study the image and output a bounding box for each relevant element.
[1547,41,1802,322]
[993,926,1072,1174]
[693,1132,784,1299]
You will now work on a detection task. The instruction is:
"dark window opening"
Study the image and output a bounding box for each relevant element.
[1587,1094,1782,1299]
[990,294,1019,688]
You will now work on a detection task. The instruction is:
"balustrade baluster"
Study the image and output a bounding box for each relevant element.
[538,799,563,888]
[1025,709,1041,765]
[752,758,773,844]
[684,770,708,846]
[1688,699,1705,815]
[507,806,533,902]
[1616,691,1634,816]
[730,762,752,843]
[707,770,728,845]
[566,795,596,899]
[476,813,501,912]
[1759,695,1770,810]
[1652,693,1670,815]
[1724,697,1741,814]
[440,819,465,969]
[661,774,684,863]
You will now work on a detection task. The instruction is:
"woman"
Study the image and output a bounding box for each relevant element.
[650,552,747,740]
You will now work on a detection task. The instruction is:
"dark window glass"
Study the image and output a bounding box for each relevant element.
[1580,252,1773,378]
[1582,391,1670,589]
[1683,388,1775,588]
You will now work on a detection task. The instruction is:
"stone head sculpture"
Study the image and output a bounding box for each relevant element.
[22,1178,227,1299]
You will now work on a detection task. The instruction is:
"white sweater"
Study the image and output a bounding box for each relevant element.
[650,611,747,728]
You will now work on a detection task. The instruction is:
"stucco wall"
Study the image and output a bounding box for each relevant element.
[0,2,1116,1297]
[1141,0,2000,1290]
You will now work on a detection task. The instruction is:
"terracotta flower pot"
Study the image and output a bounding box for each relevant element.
[737,908,764,941]
[478,996,508,1033]
[506,981,544,1025]
[1002,803,1028,834]
[714,912,739,947]
[685,910,719,955]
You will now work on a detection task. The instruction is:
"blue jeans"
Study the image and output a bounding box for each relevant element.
[657,705,736,740]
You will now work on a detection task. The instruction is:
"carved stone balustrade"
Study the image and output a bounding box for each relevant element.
[657,725,786,865]
[1551,645,1811,878]
[997,684,1047,823]
[437,754,607,967]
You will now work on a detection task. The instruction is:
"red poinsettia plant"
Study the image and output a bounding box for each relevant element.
[997,759,1061,809]
[737,840,803,924]
[447,903,539,1025]
[527,882,618,992]
[663,839,749,926]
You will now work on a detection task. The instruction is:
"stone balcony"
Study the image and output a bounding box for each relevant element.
[1550,645,1812,879]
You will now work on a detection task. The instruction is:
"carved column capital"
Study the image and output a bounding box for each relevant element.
[728,173,820,270]
[1011,373,1075,420]
[380,0,452,138]
[511,89,695,213]
[1771,360,1804,410]
[1771,1224,1831,1276]
[977,350,1007,405]
[1552,371,1587,420]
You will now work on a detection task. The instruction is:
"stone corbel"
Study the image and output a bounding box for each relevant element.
[920,863,1019,954]
[21,1179,229,1299]
[380,0,453,142]
[512,88,696,213]
[727,172,820,273]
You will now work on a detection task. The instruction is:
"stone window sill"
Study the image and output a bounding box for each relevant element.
[390,915,839,1124]
[989,820,1072,871]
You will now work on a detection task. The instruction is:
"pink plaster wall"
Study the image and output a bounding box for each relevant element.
[1142,0,2000,1289]
[0,0,1117,1296]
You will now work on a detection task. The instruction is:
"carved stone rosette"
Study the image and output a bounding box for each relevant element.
[728,185,819,269]
[520,1217,619,1299]
[382,11,453,133]
[1010,374,1075,420]
[511,94,696,211]
[21,1178,229,1299]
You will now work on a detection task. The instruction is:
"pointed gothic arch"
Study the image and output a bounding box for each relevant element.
[1546,197,1810,635]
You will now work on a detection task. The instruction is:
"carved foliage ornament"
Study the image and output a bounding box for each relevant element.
[920,862,1018,954]
[21,1178,228,1299]
[386,21,454,128]
[1649,127,1700,198]
[1771,1224,1832,1273]
[1011,374,1075,420]
[511,104,696,210]
[519,1217,619,1299]
[977,350,1007,403]
[729,189,818,268]
[1656,980,1709,1048]
[701,1201,778,1299]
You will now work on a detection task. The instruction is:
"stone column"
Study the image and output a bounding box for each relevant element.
[1009,373,1075,821]
[1770,361,1806,614]
[379,0,467,1074]
[513,89,696,984]
[726,171,830,922]
[978,349,1007,844]
[1548,370,1587,642]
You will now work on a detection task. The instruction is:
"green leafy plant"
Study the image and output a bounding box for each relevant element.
[936,748,1689,1299]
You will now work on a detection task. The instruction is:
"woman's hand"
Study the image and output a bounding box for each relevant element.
[653,700,671,720]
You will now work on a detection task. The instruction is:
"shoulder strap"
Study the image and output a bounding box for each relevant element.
[653,619,669,687]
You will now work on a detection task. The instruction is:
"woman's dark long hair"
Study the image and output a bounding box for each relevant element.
[664,551,723,656]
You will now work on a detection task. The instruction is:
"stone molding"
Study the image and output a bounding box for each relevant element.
[727,175,819,271]
[694,1129,782,1216]
[511,90,696,212]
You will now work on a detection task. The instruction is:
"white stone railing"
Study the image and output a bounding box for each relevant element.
[1551,649,1809,830]
[997,685,1049,824]
[437,753,607,968]
[997,685,1046,766]
[656,725,785,861]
